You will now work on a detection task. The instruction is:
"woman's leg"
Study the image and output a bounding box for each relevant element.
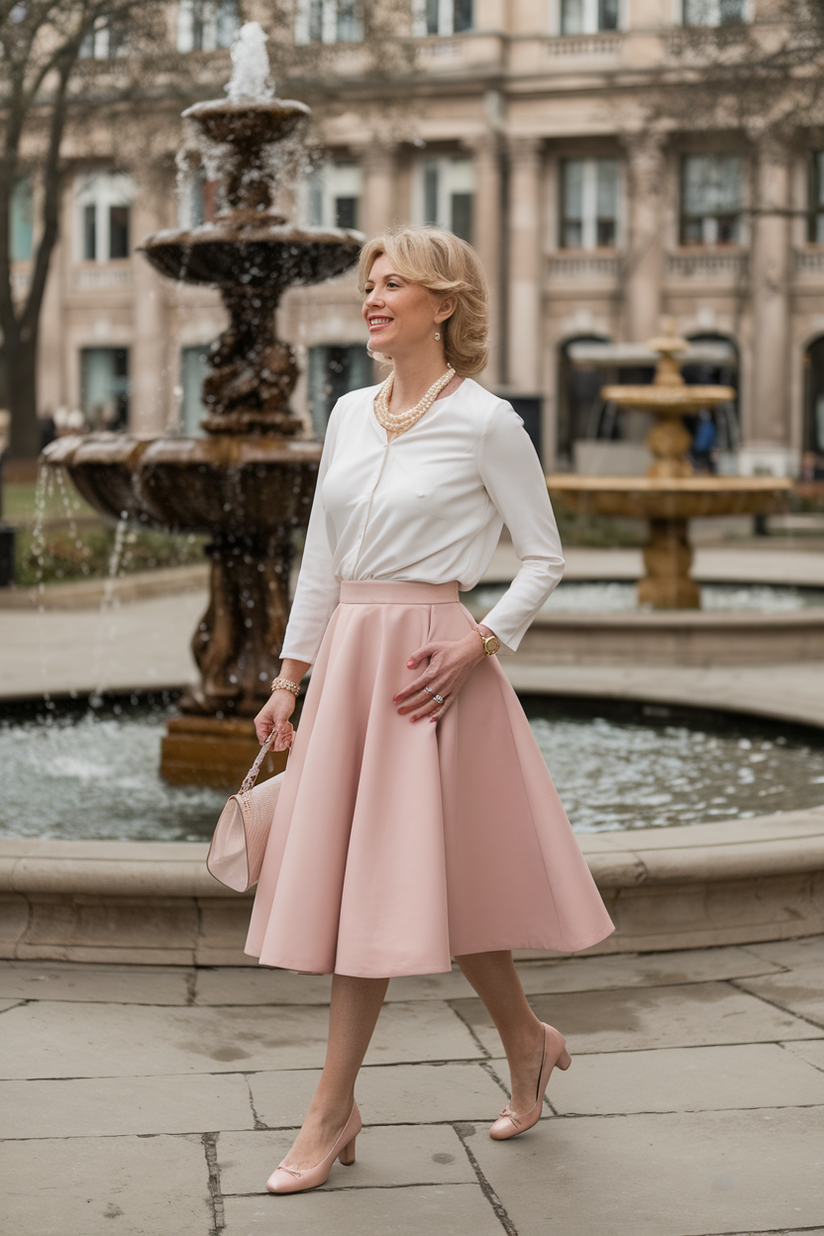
[454,950,547,1114]
[284,973,389,1169]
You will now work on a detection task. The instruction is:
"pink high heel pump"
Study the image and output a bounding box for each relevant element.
[266,1101,362,1195]
[489,1024,571,1141]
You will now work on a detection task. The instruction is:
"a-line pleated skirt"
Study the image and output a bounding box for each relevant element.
[245,580,615,978]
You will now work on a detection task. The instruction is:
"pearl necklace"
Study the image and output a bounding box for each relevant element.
[373,366,456,434]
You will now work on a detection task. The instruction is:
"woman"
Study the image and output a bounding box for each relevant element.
[247,225,614,1195]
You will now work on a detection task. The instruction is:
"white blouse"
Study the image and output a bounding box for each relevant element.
[279,377,565,664]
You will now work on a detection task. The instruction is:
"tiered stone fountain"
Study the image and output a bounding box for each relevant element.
[548,325,793,608]
[43,24,363,786]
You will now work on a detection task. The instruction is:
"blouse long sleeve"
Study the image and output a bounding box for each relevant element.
[278,410,341,665]
[476,401,565,653]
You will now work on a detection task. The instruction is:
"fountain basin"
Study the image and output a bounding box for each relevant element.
[42,433,323,732]
[43,433,322,535]
[2,692,823,962]
[182,97,310,145]
[139,222,363,287]
[2,809,821,963]
[548,475,792,520]
[505,608,824,666]
[600,384,736,416]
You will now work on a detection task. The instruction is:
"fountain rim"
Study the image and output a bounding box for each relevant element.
[181,97,311,121]
[601,383,737,411]
[547,474,793,493]
[137,222,367,249]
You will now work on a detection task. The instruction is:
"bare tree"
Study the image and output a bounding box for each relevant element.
[652,2,824,143]
[0,0,419,459]
[0,0,181,458]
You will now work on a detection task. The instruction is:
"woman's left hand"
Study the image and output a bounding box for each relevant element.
[393,629,485,722]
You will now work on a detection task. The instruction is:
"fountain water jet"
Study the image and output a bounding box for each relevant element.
[43,23,364,786]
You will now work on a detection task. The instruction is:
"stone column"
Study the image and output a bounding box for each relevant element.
[130,178,170,434]
[467,132,504,384]
[748,136,792,453]
[622,131,666,343]
[361,143,398,238]
[506,137,543,392]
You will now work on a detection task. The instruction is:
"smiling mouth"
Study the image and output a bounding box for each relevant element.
[368,317,393,330]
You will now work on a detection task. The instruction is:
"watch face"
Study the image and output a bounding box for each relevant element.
[485,635,500,654]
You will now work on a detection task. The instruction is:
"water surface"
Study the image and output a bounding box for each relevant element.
[1,699,822,841]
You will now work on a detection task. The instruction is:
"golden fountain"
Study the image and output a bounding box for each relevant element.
[548,325,792,608]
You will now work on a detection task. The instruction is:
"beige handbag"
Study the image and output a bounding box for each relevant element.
[206,734,287,893]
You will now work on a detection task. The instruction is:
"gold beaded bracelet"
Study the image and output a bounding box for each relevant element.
[270,676,301,697]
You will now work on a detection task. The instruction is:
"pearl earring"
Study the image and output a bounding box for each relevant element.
[434,331,441,341]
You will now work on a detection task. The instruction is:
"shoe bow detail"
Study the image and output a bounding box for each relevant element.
[488,1024,571,1142]
[275,1162,302,1179]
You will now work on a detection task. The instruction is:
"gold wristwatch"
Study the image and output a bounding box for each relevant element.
[477,628,501,656]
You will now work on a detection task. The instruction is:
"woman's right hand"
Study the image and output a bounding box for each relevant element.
[254,689,297,749]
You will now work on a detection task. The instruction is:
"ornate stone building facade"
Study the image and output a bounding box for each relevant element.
[8,0,824,474]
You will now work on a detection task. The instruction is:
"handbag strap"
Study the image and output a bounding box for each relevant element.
[238,730,289,795]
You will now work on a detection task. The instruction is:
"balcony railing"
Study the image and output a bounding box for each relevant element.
[794,249,824,276]
[547,34,622,57]
[667,251,749,280]
[70,264,133,292]
[547,252,622,280]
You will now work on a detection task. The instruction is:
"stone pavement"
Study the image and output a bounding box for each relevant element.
[1,939,823,1236]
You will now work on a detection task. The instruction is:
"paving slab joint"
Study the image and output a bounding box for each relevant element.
[479,1059,511,1101]
[243,1075,269,1131]
[728,977,824,1034]
[202,1132,226,1233]
[447,1000,493,1058]
[453,1122,520,1236]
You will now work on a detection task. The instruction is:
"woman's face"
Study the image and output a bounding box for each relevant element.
[362,254,445,358]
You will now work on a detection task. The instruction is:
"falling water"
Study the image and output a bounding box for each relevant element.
[29,466,53,709]
[88,514,129,709]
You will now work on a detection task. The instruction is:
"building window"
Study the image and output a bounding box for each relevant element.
[75,172,134,262]
[680,155,743,245]
[560,0,619,34]
[295,0,363,44]
[180,346,210,436]
[682,0,745,26]
[412,156,474,243]
[177,0,240,52]
[809,153,824,243]
[308,161,363,231]
[10,176,33,262]
[81,348,129,430]
[560,158,619,249]
[79,17,128,59]
[308,345,373,435]
[413,0,473,36]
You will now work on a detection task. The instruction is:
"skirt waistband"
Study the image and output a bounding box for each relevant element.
[339,580,459,605]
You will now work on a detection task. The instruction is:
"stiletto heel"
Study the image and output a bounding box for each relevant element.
[338,1135,357,1167]
[266,1101,362,1194]
[489,1024,571,1141]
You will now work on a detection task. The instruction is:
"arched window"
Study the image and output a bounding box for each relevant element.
[556,334,611,468]
[803,336,824,460]
[682,333,740,459]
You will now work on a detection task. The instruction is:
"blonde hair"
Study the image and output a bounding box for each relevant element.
[358,225,490,377]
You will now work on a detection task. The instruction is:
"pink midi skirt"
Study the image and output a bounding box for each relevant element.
[245,580,614,977]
